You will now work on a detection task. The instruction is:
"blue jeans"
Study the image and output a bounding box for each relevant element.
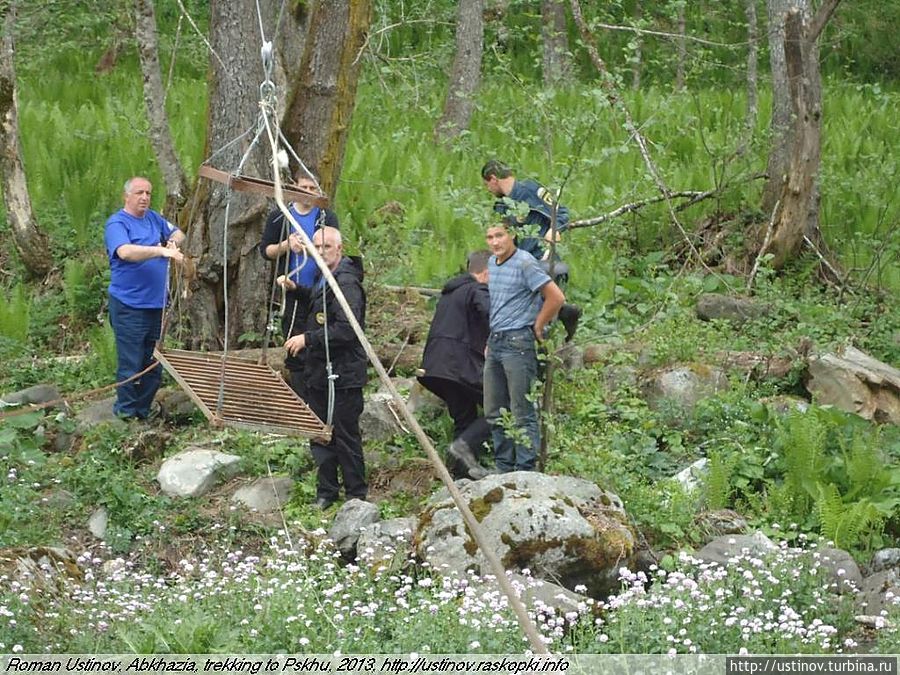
[483,327,540,472]
[108,295,163,419]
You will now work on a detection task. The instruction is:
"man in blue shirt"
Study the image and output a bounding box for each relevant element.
[104,177,184,419]
[484,221,565,472]
[258,169,339,399]
[481,159,582,341]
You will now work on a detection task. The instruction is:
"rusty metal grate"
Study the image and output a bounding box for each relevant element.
[155,348,331,441]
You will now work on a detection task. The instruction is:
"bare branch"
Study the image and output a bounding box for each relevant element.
[808,0,842,43]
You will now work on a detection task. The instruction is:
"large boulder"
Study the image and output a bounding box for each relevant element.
[416,472,636,599]
[357,517,416,572]
[806,346,900,424]
[641,364,729,412]
[329,499,380,558]
[231,476,294,513]
[696,293,768,324]
[857,568,900,616]
[360,392,405,442]
[156,447,242,498]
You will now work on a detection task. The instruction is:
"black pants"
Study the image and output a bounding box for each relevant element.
[420,376,491,455]
[305,386,367,502]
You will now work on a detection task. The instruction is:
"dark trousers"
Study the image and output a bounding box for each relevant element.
[420,377,491,471]
[109,295,163,419]
[305,386,367,502]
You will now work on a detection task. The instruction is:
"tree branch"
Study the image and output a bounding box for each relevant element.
[808,0,842,43]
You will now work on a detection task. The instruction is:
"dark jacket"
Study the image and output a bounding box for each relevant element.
[493,178,569,259]
[301,256,367,391]
[419,273,490,393]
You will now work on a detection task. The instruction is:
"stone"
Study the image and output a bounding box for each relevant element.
[468,572,594,620]
[154,388,198,422]
[671,458,709,492]
[356,517,416,572]
[759,395,810,416]
[417,471,636,599]
[0,546,82,588]
[0,384,61,408]
[405,381,445,417]
[360,392,405,442]
[232,477,295,513]
[328,499,380,558]
[695,532,777,566]
[807,346,900,424]
[816,547,863,595]
[74,396,126,431]
[641,364,730,413]
[88,507,108,540]
[857,568,900,616]
[694,509,749,541]
[156,447,242,498]
[696,293,767,324]
[870,548,900,574]
[555,343,584,371]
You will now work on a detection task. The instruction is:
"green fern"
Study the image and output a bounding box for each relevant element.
[703,450,737,510]
[0,284,31,343]
[815,483,883,550]
[781,411,828,517]
[843,428,890,501]
[88,321,117,375]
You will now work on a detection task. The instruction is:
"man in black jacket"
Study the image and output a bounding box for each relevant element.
[258,170,339,399]
[285,227,367,509]
[418,251,492,480]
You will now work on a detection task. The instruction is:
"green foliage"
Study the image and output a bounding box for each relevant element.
[0,284,31,345]
[703,450,737,511]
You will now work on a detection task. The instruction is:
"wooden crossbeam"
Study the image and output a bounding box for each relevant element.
[155,348,331,441]
[198,165,329,208]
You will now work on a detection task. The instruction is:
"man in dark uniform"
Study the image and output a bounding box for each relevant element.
[258,169,339,399]
[481,159,582,341]
[285,227,367,509]
[418,251,492,480]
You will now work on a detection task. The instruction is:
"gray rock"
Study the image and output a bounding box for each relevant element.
[360,392,405,442]
[556,343,584,371]
[807,346,900,424]
[695,532,777,566]
[694,509,749,542]
[155,388,198,422]
[671,458,709,492]
[696,293,767,324]
[231,477,294,513]
[74,396,126,431]
[156,448,242,498]
[0,384,61,408]
[0,547,81,588]
[88,507,109,540]
[760,395,810,416]
[469,572,594,619]
[817,547,863,595]
[641,364,730,412]
[356,517,416,572]
[870,548,900,574]
[329,499,381,558]
[857,568,900,616]
[417,471,635,599]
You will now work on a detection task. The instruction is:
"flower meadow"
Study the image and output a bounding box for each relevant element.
[1,527,894,655]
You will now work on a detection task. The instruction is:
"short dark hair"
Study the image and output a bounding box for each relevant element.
[294,165,319,184]
[481,159,512,181]
[467,250,491,274]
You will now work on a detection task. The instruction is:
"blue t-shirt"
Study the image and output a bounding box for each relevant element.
[488,248,551,332]
[105,209,180,309]
[493,179,569,259]
[286,206,323,289]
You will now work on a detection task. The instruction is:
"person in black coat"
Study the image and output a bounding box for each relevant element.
[258,169,339,399]
[285,226,367,509]
[418,251,493,479]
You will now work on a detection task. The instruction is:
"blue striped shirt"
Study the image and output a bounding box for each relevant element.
[488,248,551,332]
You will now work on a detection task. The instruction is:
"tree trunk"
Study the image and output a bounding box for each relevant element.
[674,1,686,91]
[281,0,373,198]
[0,0,51,279]
[761,0,793,213]
[742,0,758,151]
[764,2,840,269]
[134,0,188,215]
[631,0,642,90]
[541,0,572,87]
[434,0,484,143]
[180,0,281,350]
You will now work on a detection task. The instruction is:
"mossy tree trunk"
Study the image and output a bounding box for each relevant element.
[0,0,51,279]
[281,0,373,199]
[762,0,841,270]
[134,0,188,216]
[541,0,572,87]
[434,0,484,144]
[179,0,280,350]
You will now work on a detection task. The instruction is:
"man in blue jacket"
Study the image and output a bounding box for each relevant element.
[481,159,581,341]
[104,177,184,420]
[418,251,492,480]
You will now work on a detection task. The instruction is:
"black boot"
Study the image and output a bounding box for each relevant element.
[447,438,489,480]
[558,303,582,342]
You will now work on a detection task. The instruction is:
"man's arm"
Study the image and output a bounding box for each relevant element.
[533,280,565,340]
[115,242,183,263]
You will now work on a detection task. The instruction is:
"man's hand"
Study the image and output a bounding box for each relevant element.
[288,233,304,254]
[163,242,183,263]
[284,334,306,356]
[276,275,298,291]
